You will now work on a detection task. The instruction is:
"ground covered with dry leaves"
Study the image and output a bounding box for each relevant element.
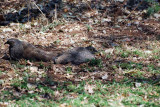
[0,0,160,106]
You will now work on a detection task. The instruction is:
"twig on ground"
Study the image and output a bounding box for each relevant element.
[32,1,45,18]
[54,4,57,21]
[85,0,93,11]
[32,1,48,25]
[126,0,144,18]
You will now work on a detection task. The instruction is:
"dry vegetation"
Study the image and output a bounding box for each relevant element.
[0,0,160,106]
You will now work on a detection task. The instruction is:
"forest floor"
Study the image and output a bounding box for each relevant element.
[0,0,160,106]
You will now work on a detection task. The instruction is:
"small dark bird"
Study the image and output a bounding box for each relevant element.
[5,38,57,62]
[54,46,97,65]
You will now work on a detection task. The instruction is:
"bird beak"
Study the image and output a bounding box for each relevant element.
[4,41,8,45]
[4,42,8,45]
[4,39,9,44]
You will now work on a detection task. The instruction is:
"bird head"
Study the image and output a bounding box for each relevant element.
[5,38,20,46]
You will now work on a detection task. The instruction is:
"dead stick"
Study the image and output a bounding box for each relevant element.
[32,1,46,18]
[126,0,144,18]
[114,0,128,26]
[32,1,48,25]
[54,4,57,21]
[85,0,93,11]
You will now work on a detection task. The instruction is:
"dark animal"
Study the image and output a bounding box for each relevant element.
[54,46,97,65]
[5,38,57,62]
[5,38,97,65]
